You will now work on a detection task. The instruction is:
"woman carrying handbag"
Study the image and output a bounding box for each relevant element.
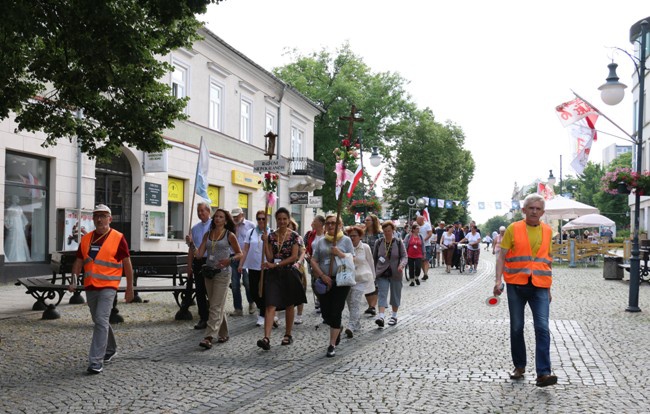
[310,214,354,358]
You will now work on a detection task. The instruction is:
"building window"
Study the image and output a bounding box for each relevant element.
[167,177,185,240]
[240,98,252,143]
[266,111,276,135]
[291,126,304,158]
[209,81,223,131]
[4,152,48,262]
[171,61,189,113]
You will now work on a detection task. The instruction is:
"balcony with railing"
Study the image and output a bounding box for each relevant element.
[289,157,326,192]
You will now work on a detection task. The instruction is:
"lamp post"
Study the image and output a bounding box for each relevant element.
[356,128,382,219]
[598,17,647,312]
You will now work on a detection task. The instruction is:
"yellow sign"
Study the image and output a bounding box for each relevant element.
[231,170,261,189]
[238,193,249,210]
[168,177,184,202]
[207,185,220,207]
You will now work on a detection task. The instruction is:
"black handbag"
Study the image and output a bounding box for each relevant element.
[200,266,221,279]
[378,266,392,278]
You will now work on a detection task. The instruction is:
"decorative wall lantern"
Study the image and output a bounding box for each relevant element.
[264,131,277,157]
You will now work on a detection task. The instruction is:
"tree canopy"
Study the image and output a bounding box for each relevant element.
[274,44,474,218]
[1,1,223,160]
[385,109,474,224]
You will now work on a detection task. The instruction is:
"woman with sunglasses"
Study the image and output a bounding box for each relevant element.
[191,209,242,349]
[311,214,354,357]
[403,223,425,286]
[239,210,270,327]
[257,207,307,351]
[362,214,382,316]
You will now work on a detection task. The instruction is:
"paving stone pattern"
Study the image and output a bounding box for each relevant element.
[1,255,650,413]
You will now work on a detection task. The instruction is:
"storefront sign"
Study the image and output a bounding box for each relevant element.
[168,177,184,202]
[144,182,162,206]
[144,151,168,173]
[144,211,166,239]
[208,185,220,207]
[62,209,95,251]
[307,196,323,208]
[253,159,288,174]
[289,191,308,205]
[231,170,261,189]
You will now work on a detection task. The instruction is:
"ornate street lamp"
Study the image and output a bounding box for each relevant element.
[598,17,648,312]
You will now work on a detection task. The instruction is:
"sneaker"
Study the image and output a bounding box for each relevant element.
[256,316,264,326]
[375,317,385,328]
[294,315,303,325]
[326,345,336,357]
[86,363,103,375]
[248,303,257,314]
[415,278,420,286]
[230,309,243,317]
[364,306,376,316]
[103,351,117,363]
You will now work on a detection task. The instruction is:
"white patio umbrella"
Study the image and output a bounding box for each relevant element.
[562,213,615,231]
[542,196,599,221]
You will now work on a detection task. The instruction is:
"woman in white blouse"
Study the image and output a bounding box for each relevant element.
[344,226,376,338]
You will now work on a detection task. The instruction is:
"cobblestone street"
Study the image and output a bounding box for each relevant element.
[2,254,650,413]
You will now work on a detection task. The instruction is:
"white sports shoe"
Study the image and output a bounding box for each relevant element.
[256,316,264,326]
[294,315,303,325]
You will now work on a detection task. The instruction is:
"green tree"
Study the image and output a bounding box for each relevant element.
[481,215,510,235]
[567,161,604,206]
[1,1,224,160]
[385,109,474,224]
[273,43,416,212]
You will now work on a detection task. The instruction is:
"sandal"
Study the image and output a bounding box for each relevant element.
[257,336,271,351]
[281,334,293,345]
[216,336,229,343]
[199,337,213,349]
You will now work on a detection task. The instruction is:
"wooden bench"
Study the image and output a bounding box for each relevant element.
[15,276,194,321]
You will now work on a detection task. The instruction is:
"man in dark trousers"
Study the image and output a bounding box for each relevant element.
[494,193,557,387]
[186,202,212,329]
[69,204,134,374]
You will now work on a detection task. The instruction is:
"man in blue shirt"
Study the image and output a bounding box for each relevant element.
[186,202,212,329]
[230,207,256,316]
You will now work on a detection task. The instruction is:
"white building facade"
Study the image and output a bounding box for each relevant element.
[0,28,324,282]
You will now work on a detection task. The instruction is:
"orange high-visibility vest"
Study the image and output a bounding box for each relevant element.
[80,229,124,289]
[503,220,553,288]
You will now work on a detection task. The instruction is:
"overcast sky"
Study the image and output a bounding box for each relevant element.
[204,1,647,224]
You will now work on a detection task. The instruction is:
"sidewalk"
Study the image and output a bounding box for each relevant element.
[1,257,650,413]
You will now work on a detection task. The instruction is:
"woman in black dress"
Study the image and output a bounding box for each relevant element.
[257,207,307,351]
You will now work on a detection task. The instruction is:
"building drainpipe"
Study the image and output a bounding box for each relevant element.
[76,109,84,245]
[276,85,286,228]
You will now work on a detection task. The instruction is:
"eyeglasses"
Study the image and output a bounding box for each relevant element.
[93,214,109,220]
[325,221,337,226]
[412,227,419,230]
[256,217,266,221]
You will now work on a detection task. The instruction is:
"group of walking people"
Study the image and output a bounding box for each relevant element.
[72,194,557,387]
